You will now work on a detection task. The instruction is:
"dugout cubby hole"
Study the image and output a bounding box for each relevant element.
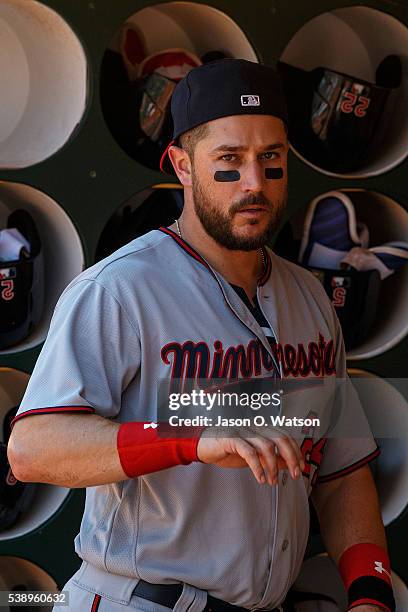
[0,556,58,611]
[275,189,408,360]
[0,368,70,542]
[0,181,85,355]
[100,1,258,171]
[95,183,183,262]
[279,6,408,178]
[0,0,88,169]
[348,369,408,527]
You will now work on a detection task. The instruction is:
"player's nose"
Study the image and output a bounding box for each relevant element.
[239,159,265,193]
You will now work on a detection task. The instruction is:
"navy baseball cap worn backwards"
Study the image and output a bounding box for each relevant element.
[160,58,288,173]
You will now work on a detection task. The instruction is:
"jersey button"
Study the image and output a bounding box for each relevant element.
[281,539,289,552]
[282,472,288,486]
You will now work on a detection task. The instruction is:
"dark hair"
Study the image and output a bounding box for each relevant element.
[179,123,209,163]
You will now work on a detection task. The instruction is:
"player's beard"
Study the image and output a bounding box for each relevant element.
[191,169,287,251]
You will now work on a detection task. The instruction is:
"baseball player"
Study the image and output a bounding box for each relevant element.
[8,60,394,612]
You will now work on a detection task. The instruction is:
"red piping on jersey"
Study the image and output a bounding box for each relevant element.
[11,406,95,429]
[91,594,101,611]
[159,227,272,286]
[159,227,211,270]
[316,446,380,483]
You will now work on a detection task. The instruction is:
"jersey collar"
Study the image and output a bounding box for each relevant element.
[159,226,272,287]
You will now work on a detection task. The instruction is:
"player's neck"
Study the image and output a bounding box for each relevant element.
[170,216,263,298]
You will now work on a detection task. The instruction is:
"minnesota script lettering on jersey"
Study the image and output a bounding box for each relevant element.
[162,332,336,393]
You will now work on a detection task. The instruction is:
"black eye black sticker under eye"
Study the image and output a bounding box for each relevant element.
[214,168,284,182]
[265,168,284,179]
[214,170,241,182]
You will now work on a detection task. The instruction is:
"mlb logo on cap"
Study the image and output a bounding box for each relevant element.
[241,94,260,106]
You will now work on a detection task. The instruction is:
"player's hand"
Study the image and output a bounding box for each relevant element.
[196,428,305,485]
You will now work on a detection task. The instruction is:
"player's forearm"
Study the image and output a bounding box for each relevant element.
[8,414,305,488]
[313,466,394,612]
[8,413,127,488]
[312,465,386,563]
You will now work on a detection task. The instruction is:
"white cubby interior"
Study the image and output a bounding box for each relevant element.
[112,1,258,62]
[349,369,408,527]
[0,0,88,169]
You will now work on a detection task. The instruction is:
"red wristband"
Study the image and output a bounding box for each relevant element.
[117,422,204,478]
[339,543,392,590]
[339,543,395,612]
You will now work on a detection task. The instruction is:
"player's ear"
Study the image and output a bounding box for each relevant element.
[168,145,193,187]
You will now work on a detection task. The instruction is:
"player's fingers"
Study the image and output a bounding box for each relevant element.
[267,429,304,472]
[249,426,302,465]
[286,435,305,471]
[244,427,298,480]
[273,436,302,480]
[258,454,279,487]
[248,437,278,486]
[276,455,290,471]
[259,447,287,472]
[233,438,266,485]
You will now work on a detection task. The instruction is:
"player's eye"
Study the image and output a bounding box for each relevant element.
[261,151,279,161]
[220,154,237,162]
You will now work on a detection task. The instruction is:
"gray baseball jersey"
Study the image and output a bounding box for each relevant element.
[15,227,378,610]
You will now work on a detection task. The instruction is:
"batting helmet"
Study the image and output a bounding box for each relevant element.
[100,44,201,171]
[0,406,36,532]
[274,191,388,351]
[277,56,401,173]
[308,267,381,351]
[95,187,184,262]
[0,209,44,350]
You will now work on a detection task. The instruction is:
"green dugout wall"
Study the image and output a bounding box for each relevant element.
[0,0,407,604]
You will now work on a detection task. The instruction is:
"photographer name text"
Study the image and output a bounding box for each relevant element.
[168,415,321,428]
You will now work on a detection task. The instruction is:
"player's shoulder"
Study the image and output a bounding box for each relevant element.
[56,229,175,301]
[270,250,325,293]
[269,249,337,326]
